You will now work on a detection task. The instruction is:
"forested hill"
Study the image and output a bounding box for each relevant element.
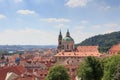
[77,31,120,53]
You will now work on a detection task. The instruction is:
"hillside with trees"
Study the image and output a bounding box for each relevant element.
[77,31,120,53]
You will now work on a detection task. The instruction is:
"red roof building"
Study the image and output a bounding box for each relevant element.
[0,65,26,80]
[108,43,120,55]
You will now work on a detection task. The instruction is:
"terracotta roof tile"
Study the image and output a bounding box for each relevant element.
[77,46,98,52]
[0,65,26,80]
[109,43,120,54]
[55,52,101,57]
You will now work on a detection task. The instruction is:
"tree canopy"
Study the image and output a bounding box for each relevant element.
[77,56,103,80]
[46,65,70,80]
[113,62,120,80]
[102,55,120,80]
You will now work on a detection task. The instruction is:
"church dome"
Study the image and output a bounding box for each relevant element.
[62,36,74,42]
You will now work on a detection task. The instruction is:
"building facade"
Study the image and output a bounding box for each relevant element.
[55,30,102,63]
[58,30,74,52]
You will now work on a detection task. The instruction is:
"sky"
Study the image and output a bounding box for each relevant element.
[0,0,120,45]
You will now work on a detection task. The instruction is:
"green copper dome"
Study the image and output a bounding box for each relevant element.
[62,36,74,42]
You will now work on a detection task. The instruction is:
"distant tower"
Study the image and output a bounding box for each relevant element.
[58,30,62,52]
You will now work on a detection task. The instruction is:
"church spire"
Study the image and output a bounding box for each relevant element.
[58,30,63,52]
[66,29,70,37]
[58,29,62,40]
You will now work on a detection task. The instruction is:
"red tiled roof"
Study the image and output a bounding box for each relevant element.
[9,54,20,62]
[109,43,120,54]
[55,52,101,57]
[17,76,35,80]
[0,65,26,80]
[55,46,101,57]
[77,46,98,52]
[109,43,120,51]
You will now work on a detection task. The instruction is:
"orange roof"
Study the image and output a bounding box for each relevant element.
[0,65,26,80]
[77,46,99,52]
[9,54,20,62]
[54,52,101,57]
[55,46,101,57]
[109,43,120,51]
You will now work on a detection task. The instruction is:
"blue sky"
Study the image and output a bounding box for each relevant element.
[0,0,120,45]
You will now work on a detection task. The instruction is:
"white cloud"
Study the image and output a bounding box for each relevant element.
[41,18,71,23]
[65,0,89,8]
[105,30,116,34]
[54,24,69,29]
[92,23,119,29]
[0,28,57,45]
[17,10,36,15]
[92,25,101,28]
[14,0,23,3]
[80,20,88,24]
[100,6,111,11]
[72,28,94,43]
[75,26,85,30]
[103,23,119,27]
[0,14,6,19]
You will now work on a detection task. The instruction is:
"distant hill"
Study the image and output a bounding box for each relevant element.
[77,31,120,53]
[0,45,57,51]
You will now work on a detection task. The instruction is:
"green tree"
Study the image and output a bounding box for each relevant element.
[77,56,103,80]
[113,62,120,80]
[46,65,70,80]
[102,55,120,80]
[117,51,120,54]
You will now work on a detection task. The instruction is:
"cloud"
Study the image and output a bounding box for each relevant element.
[92,23,119,29]
[17,10,36,15]
[105,30,116,34]
[54,24,69,29]
[92,25,101,28]
[80,20,88,24]
[0,14,6,19]
[65,0,89,8]
[14,0,23,3]
[72,27,94,43]
[0,28,57,45]
[99,6,111,11]
[75,25,85,30]
[103,23,119,27]
[40,18,71,23]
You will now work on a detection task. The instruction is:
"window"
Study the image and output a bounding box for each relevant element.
[62,45,64,49]
[45,74,47,76]
[40,74,43,76]
[72,68,75,72]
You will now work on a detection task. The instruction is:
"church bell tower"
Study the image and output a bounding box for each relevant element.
[58,30,62,52]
